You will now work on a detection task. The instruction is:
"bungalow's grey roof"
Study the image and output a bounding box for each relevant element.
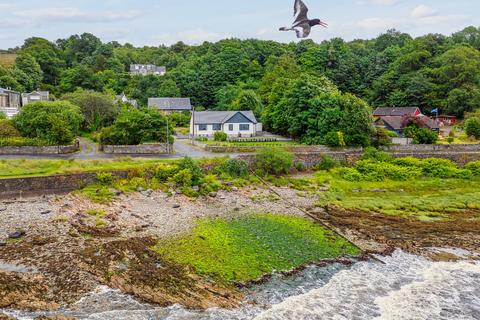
[193,111,257,125]
[148,98,192,111]
[373,107,420,117]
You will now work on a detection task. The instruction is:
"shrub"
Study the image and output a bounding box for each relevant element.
[178,156,204,185]
[173,169,193,187]
[316,155,338,171]
[0,112,6,120]
[220,158,249,177]
[361,147,392,162]
[345,134,370,147]
[214,131,228,142]
[154,164,180,182]
[465,161,480,176]
[465,117,480,139]
[96,172,114,185]
[255,147,294,176]
[0,120,20,138]
[12,101,84,145]
[447,137,455,143]
[324,131,346,148]
[100,108,173,145]
[0,137,52,146]
[404,125,438,144]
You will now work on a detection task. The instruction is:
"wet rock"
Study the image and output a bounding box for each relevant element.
[208,192,217,198]
[172,204,181,209]
[8,230,26,239]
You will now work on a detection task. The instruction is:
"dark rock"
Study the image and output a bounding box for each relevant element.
[8,230,26,239]
[40,210,52,215]
[0,241,6,247]
[173,204,181,209]
[0,208,6,212]
[223,182,233,186]
[208,192,217,198]
[144,189,153,197]
[233,207,240,212]
[231,187,239,192]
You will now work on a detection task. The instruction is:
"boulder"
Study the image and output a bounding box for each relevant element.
[8,230,26,239]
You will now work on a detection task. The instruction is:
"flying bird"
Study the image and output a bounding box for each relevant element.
[279,0,328,38]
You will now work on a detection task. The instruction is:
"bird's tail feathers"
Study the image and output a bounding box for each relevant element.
[279,27,290,31]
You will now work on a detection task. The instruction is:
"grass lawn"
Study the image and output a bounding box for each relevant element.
[0,158,176,179]
[153,214,359,283]
[314,172,480,221]
[0,54,17,69]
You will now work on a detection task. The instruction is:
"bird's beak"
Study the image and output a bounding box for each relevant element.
[320,21,328,27]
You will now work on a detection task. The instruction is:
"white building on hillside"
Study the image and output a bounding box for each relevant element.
[190,111,262,138]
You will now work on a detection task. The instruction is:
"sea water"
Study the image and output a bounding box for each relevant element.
[3,250,480,320]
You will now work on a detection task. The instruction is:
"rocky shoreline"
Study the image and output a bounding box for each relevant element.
[1,177,478,319]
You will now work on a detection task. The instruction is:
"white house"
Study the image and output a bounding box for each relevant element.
[0,87,21,118]
[22,90,49,106]
[130,64,166,76]
[190,111,262,138]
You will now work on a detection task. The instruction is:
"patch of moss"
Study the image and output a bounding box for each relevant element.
[153,214,359,283]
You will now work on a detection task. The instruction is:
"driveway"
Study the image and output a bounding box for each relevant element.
[173,139,220,158]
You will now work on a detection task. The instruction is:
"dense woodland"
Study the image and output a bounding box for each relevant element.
[0,26,479,145]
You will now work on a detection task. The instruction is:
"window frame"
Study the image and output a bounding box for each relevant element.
[239,124,250,131]
[198,124,207,131]
[212,124,222,131]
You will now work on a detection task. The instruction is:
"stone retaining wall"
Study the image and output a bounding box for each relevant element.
[102,143,172,154]
[0,171,129,198]
[0,141,79,155]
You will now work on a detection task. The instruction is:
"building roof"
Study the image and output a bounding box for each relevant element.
[130,64,166,73]
[148,98,192,111]
[418,115,440,130]
[373,107,420,117]
[22,91,49,98]
[193,111,257,125]
[0,87,20,95]
[376,116,404,130]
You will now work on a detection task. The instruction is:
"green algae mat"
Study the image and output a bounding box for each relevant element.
[153,214,359,283]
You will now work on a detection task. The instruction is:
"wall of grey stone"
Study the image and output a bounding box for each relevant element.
[0,171,129,198]
[0,141,79,155]
[102,143,171,154]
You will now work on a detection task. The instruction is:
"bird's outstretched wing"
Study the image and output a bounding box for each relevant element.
[293,0,309,24]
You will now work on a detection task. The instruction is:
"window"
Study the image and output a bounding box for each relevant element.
[229,124,234,131]
[213,124,221,131]
[240,124,250,131]
[199,124,207,131]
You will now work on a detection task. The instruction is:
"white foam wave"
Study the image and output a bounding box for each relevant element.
[255,251,480,320]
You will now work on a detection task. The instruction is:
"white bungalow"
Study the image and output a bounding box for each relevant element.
[190,111,262,138]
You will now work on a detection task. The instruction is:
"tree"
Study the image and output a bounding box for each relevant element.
[21,37,65,85]
[100,108,173,145]
[445,86,480,118]
[465,117,480,139]
[12,101,83,144]
[15,53,43,89]
[61,90,118,131]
